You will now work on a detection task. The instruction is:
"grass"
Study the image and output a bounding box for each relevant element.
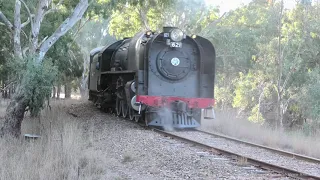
[201,108,320,159]
[0,99,9,119]
[1,96,319,179]
[0,98,105,180]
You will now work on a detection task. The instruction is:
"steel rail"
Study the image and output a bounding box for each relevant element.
[196,129,320,165]
[153,128,320,180]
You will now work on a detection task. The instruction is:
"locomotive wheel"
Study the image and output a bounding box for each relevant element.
[121,100,128,118]
[115,97,121,116]
[128,107,134,120]
[134,113,141,122]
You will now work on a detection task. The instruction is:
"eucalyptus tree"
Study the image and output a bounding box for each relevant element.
[0,0,90,137]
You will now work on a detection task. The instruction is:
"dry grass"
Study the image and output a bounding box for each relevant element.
[0,98,105,180]
[201,108,320,159]
[0,99,10,119]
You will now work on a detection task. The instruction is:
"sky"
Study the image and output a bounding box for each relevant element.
[204,0,297,14]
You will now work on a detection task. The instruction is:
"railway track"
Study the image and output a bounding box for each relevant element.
[152,128,320,180]
[197,129,320,164]
[98,106,320,179]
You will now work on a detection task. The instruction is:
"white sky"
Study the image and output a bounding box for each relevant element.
[204,0,298,14]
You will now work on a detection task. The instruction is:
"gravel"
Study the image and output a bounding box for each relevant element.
[68,101,293,180]
[169,130,320,178]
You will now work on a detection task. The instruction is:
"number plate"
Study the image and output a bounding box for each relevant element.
[170,42,182,48]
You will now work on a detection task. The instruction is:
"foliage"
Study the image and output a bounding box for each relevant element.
[108,0,218,39]
[248,104,265,124]
[233,71,259,111]
[200,0,320,130]
[299,69,320,121]
[10,55,58,116]
[47,34,83,88]
[0,0,14,87]
[23,58,58,116]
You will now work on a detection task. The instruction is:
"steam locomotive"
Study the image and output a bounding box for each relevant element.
[88,27,215,129]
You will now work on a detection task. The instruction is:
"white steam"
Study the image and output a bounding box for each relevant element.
[156,107,175,131]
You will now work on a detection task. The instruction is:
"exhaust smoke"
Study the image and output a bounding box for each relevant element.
[156,106,175,132]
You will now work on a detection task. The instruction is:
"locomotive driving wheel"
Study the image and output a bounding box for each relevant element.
[121,99,128,118]
[134,114,140,122]
[128,106,134,120]
[121,88,129,118]
[115,96,121,116]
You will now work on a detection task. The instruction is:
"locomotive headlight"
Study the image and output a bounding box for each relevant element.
[170,28,184,42]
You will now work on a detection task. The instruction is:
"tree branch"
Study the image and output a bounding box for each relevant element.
[43,0,64,17]
[67,17,91,48]
[14,0,23,59]
[0,81,16,91]
[22,47,29,57]
[138,8,150,30]
[0,11,13,31]
[280,42,303,94]
[38,0,89,63]
[19,0,34,30]
[30,0,52,53]
[38,36,48,48]
[72,17,90,40]
[21,18,30,28]
[201,12,227,34]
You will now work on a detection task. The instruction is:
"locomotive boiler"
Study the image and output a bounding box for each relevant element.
[88,27,216,129]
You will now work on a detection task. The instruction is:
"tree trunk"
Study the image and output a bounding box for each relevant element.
[65,83,71,99]
[0,87,27,138]
[52,86,56,98]
[1,81,4,98]
[276,0,284,131]
[3,88,8,99]
[57,85,61,99]
[13,0,23,59]
[8,88,11,99]
[79,84,88,99]
[80,53,89,99]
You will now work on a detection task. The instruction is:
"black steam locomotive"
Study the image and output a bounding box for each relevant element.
[88,27,215,128]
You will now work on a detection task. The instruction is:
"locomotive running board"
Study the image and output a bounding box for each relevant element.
[147,112,201,129]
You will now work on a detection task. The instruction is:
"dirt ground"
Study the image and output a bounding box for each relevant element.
[0,98,282,180]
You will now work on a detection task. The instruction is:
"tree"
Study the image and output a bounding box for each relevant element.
[0,0,89,137]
